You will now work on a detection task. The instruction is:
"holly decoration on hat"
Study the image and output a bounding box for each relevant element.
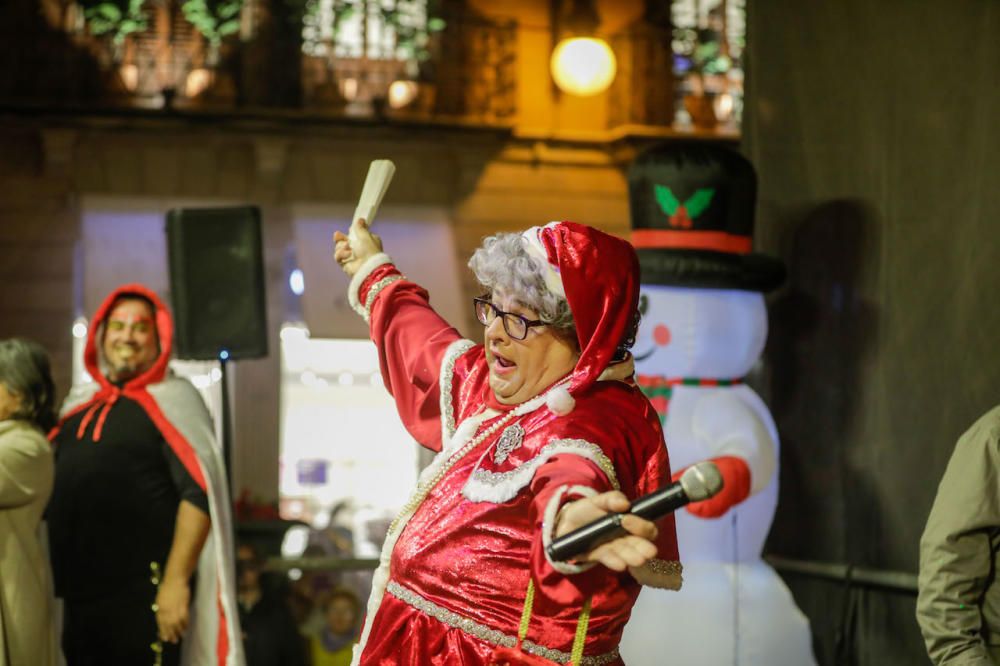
[654,185,715,229]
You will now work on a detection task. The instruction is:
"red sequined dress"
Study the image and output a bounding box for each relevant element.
[348,256,682,666]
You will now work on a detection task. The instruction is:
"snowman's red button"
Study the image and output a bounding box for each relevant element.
[653,324,671,346]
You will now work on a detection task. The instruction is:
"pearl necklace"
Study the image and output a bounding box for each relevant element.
[388,409,519,536]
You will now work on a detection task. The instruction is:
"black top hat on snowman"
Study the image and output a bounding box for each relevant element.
[628,142,785,292]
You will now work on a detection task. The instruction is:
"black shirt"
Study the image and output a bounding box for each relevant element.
[47,393,209,601]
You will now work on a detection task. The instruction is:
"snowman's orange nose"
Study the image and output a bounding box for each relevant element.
[653,324,671,346]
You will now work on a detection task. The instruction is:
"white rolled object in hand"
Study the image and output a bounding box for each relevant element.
[349,159,396,246]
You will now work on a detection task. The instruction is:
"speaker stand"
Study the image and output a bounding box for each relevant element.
[219,355,233,485]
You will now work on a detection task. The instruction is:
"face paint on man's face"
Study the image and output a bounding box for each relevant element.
[102,299,160,382]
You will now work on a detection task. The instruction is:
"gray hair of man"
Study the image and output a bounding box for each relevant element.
[0,338,57,432]
[468,232,577,347]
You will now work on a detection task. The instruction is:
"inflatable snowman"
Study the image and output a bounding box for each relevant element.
[619,144,816,665]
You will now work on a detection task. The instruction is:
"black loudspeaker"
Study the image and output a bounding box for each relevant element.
[166,206,268,360]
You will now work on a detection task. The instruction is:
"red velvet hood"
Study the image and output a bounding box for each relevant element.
[53,283,176,443]
[84,282,174,392]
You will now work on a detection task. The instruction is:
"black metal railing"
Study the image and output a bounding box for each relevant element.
[11,0,516,126]
[766,555,918,594]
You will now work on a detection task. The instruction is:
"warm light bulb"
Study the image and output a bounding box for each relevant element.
[550,37,617,96]
[387,80,419,109]
[714,93,735,122]
[185,67,212,98]
[119,64,139,92]
[340,77,359,101]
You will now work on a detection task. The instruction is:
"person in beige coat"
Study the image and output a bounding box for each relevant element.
[0,338,57,666]
[917,405,1000,665]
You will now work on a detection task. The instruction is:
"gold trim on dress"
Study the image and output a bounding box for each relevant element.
[386,581,621,666]
[347,253,393,317]
[463,438,620,504]
[439,339,476,440]
[646,559,682,576]
[362,274,405,323]
[631,558,684,590]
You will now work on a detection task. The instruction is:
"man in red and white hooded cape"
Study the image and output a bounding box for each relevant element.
[48,284,244,666]
[336,220,682,665]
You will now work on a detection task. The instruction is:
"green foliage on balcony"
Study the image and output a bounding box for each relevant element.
[181,0,244,47]
[79,0,149,45]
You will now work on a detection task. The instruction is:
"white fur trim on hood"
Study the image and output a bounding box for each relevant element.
[521,223,566,298]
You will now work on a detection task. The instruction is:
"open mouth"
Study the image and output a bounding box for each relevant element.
[491,350,517,373]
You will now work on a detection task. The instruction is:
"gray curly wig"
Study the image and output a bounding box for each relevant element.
[468,232,576,339]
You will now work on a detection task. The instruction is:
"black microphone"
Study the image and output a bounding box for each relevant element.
[546,461,724,562]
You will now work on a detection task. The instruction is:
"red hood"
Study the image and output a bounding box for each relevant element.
[84,283,174,391]
[535,221,640,397]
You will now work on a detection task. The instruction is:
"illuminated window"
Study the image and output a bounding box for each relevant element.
[278,329,418,556]
[671,0,746,128]
[672,0,746,66]
[302,0,432,60]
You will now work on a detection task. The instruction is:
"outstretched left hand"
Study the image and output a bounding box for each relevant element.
[555,491,658,572]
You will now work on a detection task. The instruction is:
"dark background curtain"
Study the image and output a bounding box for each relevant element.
[744,1,1000,664]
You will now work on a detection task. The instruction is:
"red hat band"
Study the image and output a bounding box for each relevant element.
[630,228,753,255]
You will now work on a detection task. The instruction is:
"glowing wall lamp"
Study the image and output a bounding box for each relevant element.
[550,0,617,96]
[387,80,420,110]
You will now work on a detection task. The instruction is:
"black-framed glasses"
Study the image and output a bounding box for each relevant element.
[473,298,546,340]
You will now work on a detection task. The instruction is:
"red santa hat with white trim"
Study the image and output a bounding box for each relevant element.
[521,221,640,414]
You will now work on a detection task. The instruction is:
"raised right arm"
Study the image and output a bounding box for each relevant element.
[337,219,467,452]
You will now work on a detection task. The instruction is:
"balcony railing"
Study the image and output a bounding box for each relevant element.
[18,0,516,127]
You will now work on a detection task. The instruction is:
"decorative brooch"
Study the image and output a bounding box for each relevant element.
[493,424,525,464]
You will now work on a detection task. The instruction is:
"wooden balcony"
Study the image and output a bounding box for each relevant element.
[2,0,517,130]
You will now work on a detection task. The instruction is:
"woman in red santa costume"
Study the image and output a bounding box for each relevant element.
[333,218,681,666]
